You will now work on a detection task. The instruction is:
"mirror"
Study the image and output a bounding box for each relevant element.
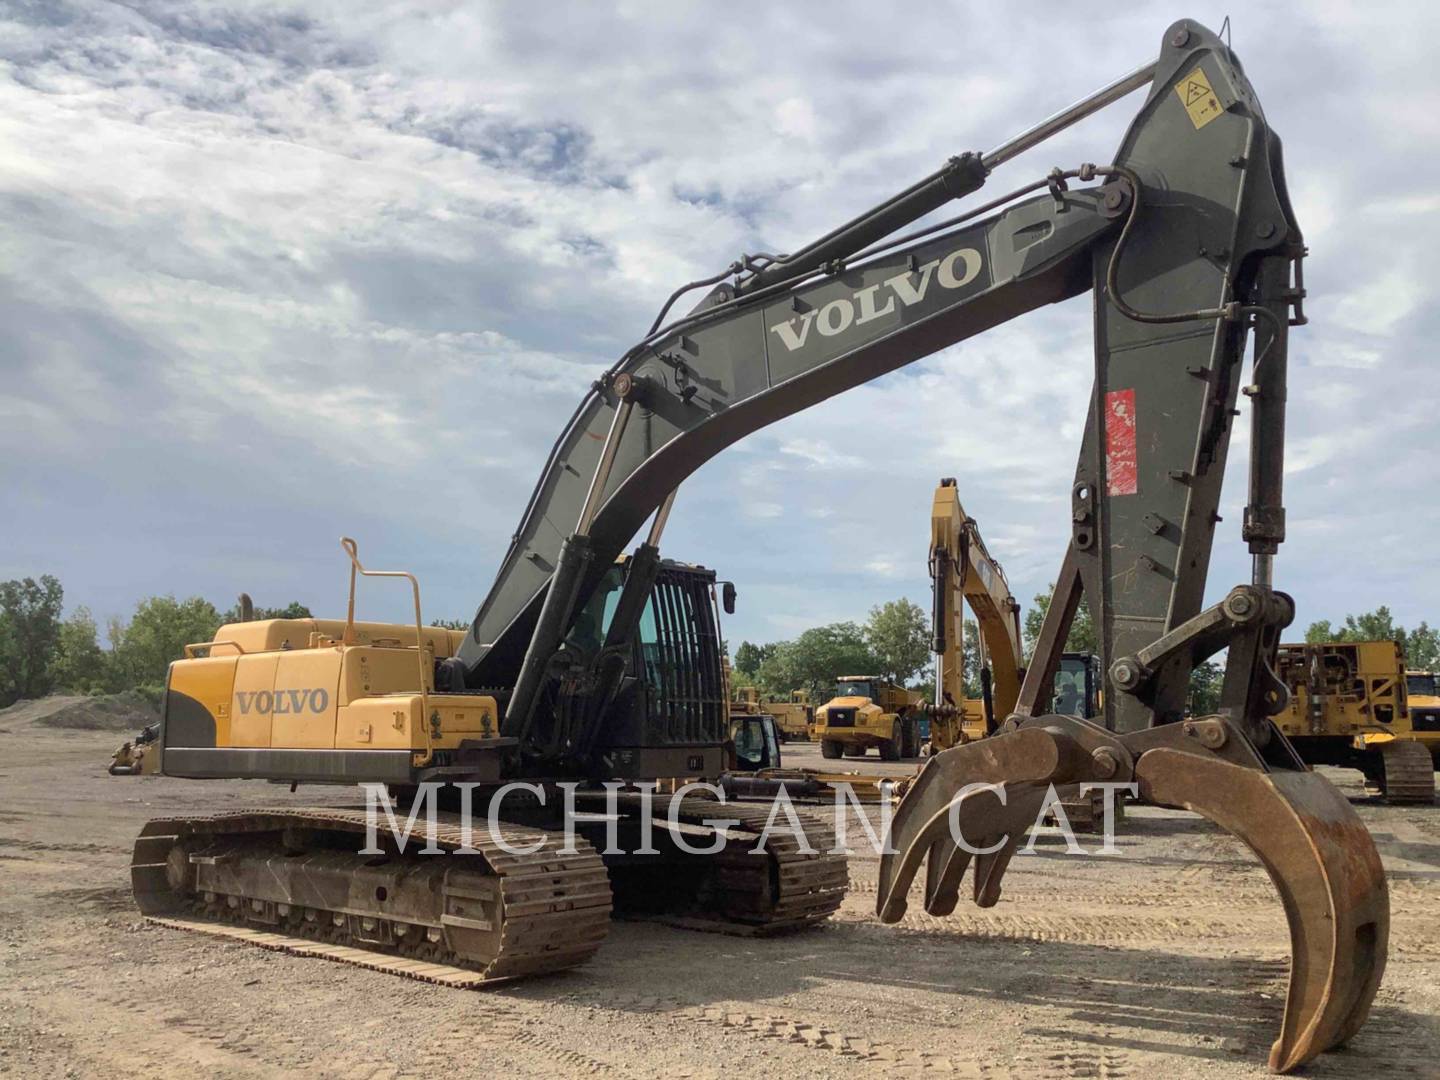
[722,581,737,615]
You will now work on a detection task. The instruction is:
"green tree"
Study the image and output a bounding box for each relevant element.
[864,598,931,685]
[50,606,107,693]
[734,641,775,680]
[429,618,471,631]
[109,596,223,690]
[0,575,65,704]
[1408,623,1439,672]
[1023,584,1097,659]
[960,617,981,699]
[1304,606,1439,670]
[757,622,880,700]
[1188,658,1224,715]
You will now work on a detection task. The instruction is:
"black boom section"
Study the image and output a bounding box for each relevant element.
[1068,25,1298,732]
[464,191,1121,685]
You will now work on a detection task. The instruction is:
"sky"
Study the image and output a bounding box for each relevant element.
[1,1,1437,653]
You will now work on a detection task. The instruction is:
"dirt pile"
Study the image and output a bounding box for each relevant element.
[0,692,158,733]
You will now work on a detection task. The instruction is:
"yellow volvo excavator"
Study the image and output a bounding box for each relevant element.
[132,20,1386,1073]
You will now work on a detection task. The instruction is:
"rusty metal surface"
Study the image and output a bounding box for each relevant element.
[875,718,1131,922]
[877,715,1390,1075]
[1136,749,1389,1073]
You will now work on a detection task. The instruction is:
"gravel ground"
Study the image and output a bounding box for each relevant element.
[1,716,1437,1079]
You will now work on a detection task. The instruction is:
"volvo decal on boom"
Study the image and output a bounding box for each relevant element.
[133,19,1387,1075]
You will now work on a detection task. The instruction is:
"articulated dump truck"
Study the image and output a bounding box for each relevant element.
[133,20,1389,1073]
[813,676,924,760]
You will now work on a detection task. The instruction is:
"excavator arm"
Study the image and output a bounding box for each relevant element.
[927,477,1024,743]
[460,178,1122,695]
[451,19,1384,1072]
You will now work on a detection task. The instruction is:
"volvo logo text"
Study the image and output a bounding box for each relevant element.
[235,688,330,715]
[768,246,983,353]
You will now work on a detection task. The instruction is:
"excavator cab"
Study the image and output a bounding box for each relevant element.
[1052,653,1101,718]
[549,556,732,779]
[729,712,782,772]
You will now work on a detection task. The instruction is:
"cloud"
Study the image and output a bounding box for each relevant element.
[2,0,1438,646]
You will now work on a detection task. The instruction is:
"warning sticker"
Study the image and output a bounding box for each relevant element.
[1175,65,1223,129]
[1105,388,1138,496]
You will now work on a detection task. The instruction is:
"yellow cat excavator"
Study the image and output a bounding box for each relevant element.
[132,20,1386,1074]
[924,477,1110,828]
[925,476,1026,750]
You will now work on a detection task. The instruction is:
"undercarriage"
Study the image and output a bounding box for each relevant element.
[132,793,847,985]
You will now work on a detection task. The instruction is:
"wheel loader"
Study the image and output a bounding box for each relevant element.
[131,20,1388,1073]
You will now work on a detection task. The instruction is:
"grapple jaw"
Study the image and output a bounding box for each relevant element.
[876,715,1389,1074]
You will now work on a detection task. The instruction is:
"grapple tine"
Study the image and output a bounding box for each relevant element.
[877,725,1088,922]
[924,787,1049,915]
[1135,748,1390,1074]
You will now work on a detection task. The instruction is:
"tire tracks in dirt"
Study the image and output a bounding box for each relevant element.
[556,989,1002,1075]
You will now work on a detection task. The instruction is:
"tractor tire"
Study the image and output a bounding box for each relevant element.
[900,718,919,759]
[821,739,844,760]
[879,723,902,762]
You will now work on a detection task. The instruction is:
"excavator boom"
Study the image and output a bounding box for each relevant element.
[453,18,1384,1072]
[927,477,1024,744]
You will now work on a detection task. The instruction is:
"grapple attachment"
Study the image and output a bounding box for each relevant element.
[876,715,1389,1074]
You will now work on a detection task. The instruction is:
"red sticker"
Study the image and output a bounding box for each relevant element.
[1105,388,1138,496]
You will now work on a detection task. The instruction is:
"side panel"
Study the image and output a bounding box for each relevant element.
[230,653,280,747]
[163,656,236,749]
[271,650,342,749]
[337,697,420,749]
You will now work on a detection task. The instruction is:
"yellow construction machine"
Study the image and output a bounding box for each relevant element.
[728,680,813,742]
[1401,669,1440,762]
[765,689,814,741]
[131,21,1388,1072]
[925,477,1102,751]
[925,477,1111,828]
[925,477,1024,750]
[1275,640,1436,803]
[109,723,161,776]
[813,676,924,760]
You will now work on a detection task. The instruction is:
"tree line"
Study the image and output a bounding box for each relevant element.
[4,568,1434,713]
[0,574,313,708]
[734,598,932,701]
[733,583,1439,712]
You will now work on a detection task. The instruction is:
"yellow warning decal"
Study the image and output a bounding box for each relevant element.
[1175,65,1223,130]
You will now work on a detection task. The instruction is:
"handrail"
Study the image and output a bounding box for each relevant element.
[184,639,247,658]
[339,538,433,751]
